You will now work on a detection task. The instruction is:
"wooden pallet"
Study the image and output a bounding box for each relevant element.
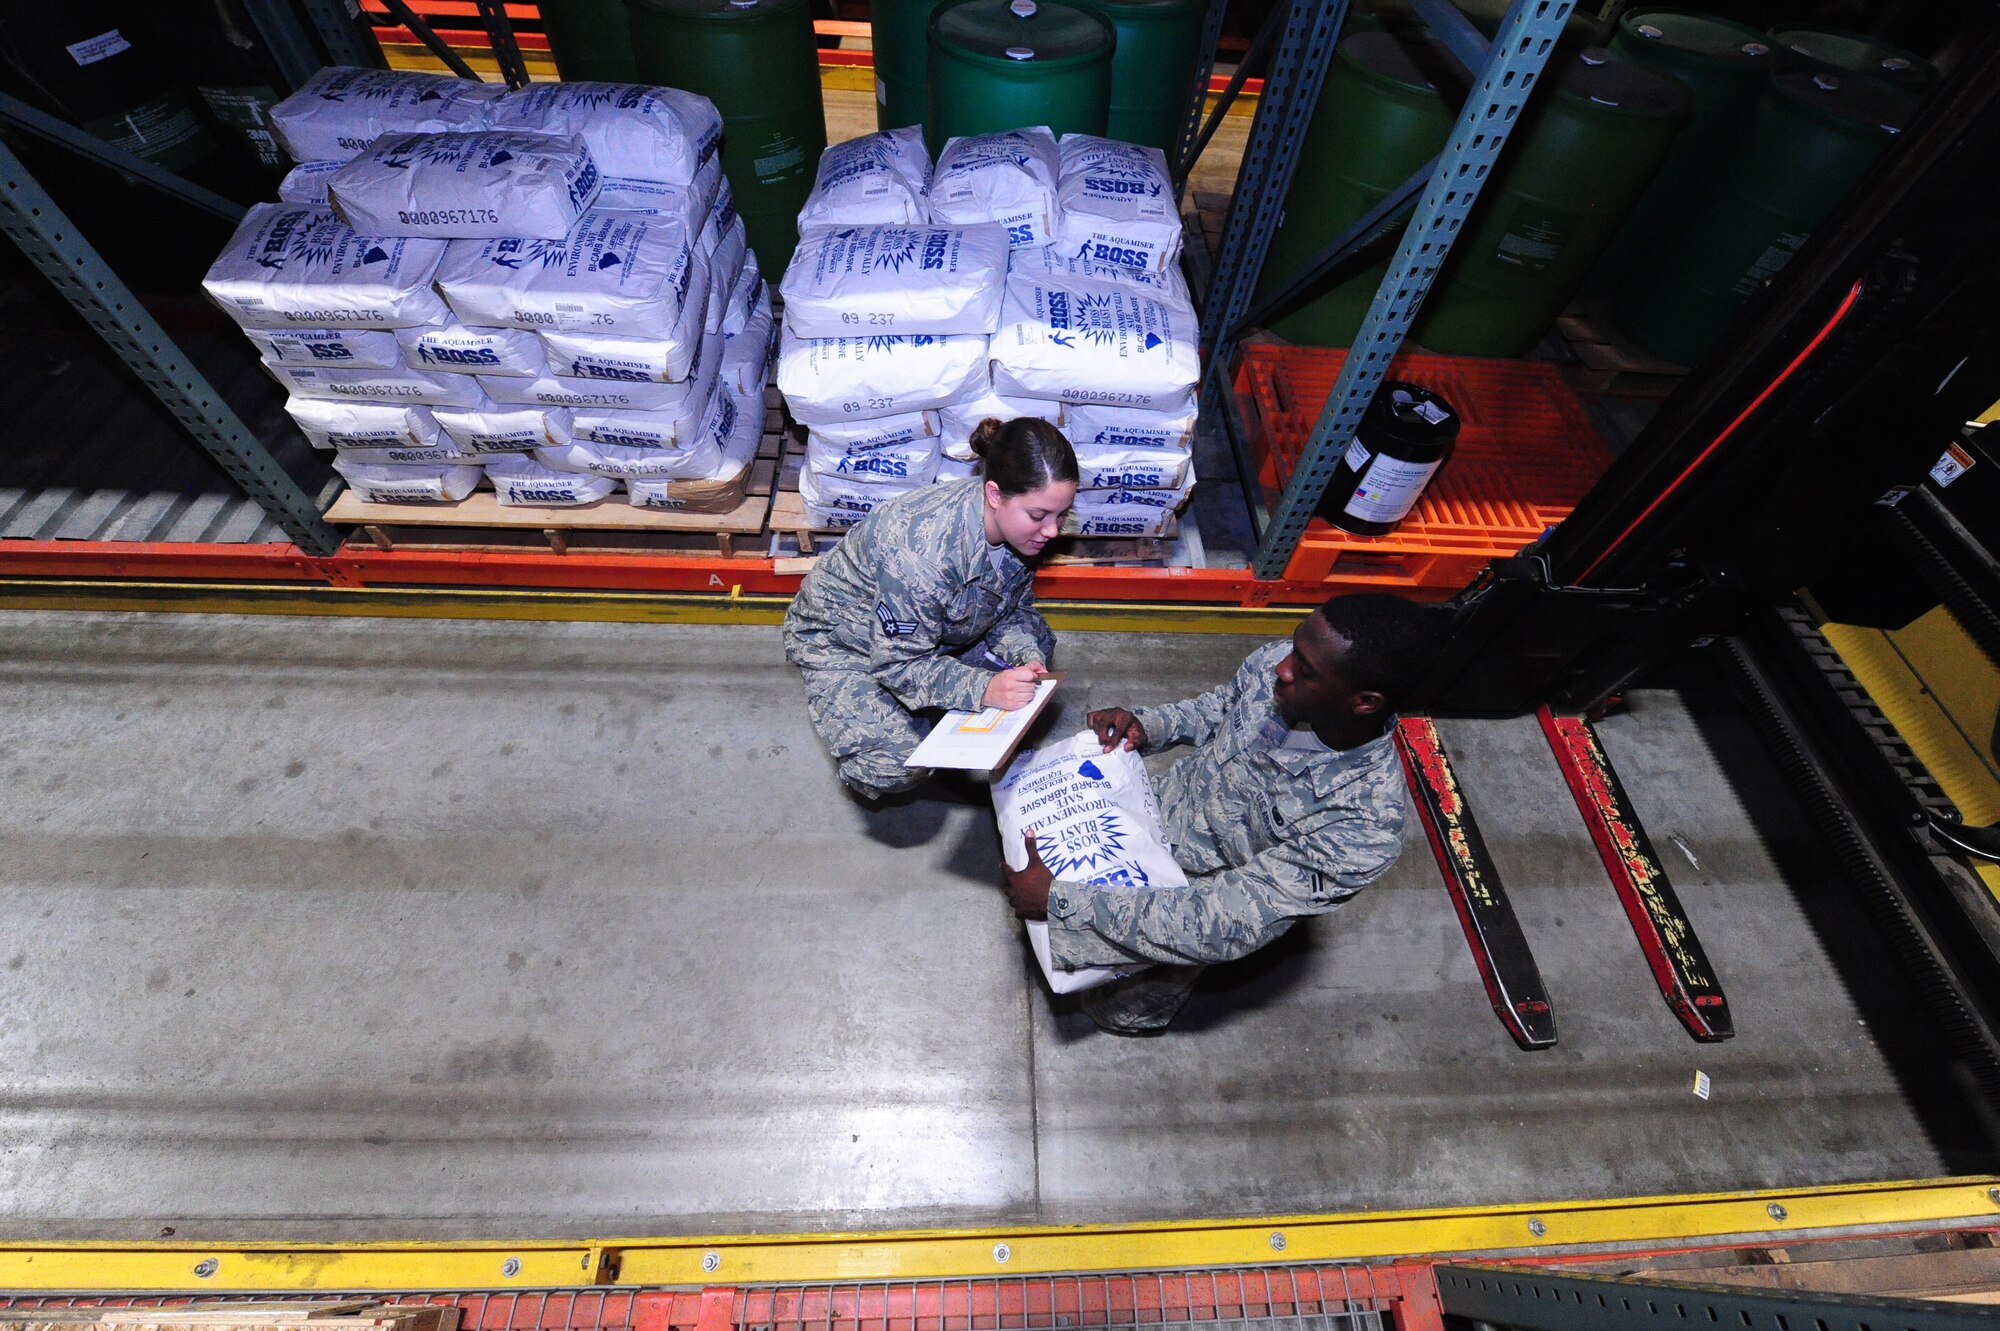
[326,400,788,557]
[1554,299,1689,397]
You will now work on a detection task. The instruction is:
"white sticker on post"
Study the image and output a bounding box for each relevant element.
[68,29,131,65]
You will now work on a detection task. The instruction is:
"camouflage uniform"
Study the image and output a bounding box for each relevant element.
[784,477,1055,798]
[1042,640,1406,1032]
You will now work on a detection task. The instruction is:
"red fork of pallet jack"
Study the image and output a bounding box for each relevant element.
[1537,707,1733,1043]
[1394,717,1557,1051]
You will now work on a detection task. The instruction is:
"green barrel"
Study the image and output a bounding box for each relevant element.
[1410,48,1689,357]
[873,0,954,131]
[1584,8,1775,295]
[1769,24,1935,89]
[1251,32,1458,348]
[542,0,640,83]
[927,0,1114,155]
[1613,70,1919,366]
[1066,0,1205,151]
[629,0,827,274]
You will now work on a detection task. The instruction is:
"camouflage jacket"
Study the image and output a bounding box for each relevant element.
[783,477,1050,713]
[1044,640,1406,968]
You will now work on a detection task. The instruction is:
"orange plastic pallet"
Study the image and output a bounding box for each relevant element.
[1235,346,1615,588]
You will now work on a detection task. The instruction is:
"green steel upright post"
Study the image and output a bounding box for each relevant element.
[0,138,340,557]
[1250,0,1578,580]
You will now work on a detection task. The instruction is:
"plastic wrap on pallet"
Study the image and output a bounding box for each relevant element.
[595,153,722,233]
[939,379,1062,459]
[779,224,1009,339]
[436,210,702,341]
[327,131,602,240]
[269,68,504,165]
[486,452,619,505]
[1073,441,1192,491]
[331,456,484,504]
[1067,475,1193,537]
[929,128,1060,248]
[433,402,573,453]
[1053,135,1183,274]
[203,204,451,330]
[285,395,442,450]
[483,81,721,184]
[776,327,987,426]
[276,160,342,205]
[990,273,1199,411]
[808,410,939,451]
[805,436,940,486]
[797,462,917,528]
[265,361,487,407]
[247,325,405,370]
[1062,397,1196,451]
[396,321,548,377]
[798,126,931,231]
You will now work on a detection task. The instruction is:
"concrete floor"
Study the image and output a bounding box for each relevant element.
[0,610,1989,1240]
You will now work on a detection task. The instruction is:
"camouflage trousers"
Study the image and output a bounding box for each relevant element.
[1080,964,1204,1034]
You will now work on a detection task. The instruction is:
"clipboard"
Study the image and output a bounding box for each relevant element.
[904,675,1062,772]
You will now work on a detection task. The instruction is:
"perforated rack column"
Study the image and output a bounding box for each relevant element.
[0,139,340,557]
[1249,0,1575,581]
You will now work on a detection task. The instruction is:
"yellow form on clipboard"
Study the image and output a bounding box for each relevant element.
[904,676,1062,772]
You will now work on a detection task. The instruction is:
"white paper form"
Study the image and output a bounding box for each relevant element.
[904,677,1060,771]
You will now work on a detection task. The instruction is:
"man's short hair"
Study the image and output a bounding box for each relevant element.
[1316,593,1436,707]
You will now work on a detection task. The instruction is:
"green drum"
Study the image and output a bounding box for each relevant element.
[629,0,826,275]
[873,0,955,131]
[1613,70,1920,366]
[1067,0,1205,151]
[927,0,1114,155]
[1585,8,1775,295]
[1251,31,1458,348]
[542,0,640,83]
[1411,48,1689,357]
[1769,24,1935,89]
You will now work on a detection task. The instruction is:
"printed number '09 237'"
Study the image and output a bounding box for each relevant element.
[840,312,895,325]
[842,397,897,413]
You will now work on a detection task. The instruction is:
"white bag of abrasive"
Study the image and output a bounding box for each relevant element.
[483,82,720,184]
[595,153,721,232]
[777,328,988,426]
[806,436,940,487]
[433,402,572,453]
[247,325,404,370]
[564,330,722,446]
[706,214,747,309]
[536,434,722,481]
[993,731,1185,992]
[720,282,775,392]
[331,457,484,504]
[626,386,760,508]
[1054,135,1183,273]
[542,244,711,385]
[1013,241,1191,305]
[934,454,979,482]
[276,160,342,204]
[780,224,1008,338]
[327,131,601,240]
[203,204,451,330]
[1073,442,1191,491]
[798,126,931,231]
[1067,477,1193,537]
[435,210,700,341]
[797,464,917,528]
[723,254,761,335]
[929,128,1061,248]
[334,436,487,465]
[269,68,503,165]
[702,241,730,342]
[486,452,619,506]
[480,368,707,413]
[265,361,487,408]
[990,274,1199,411]
[285,395,441,450]
[809,410,938,451]
[1063,397,1196,450]
[938,381,1062,459]
[396,321,547,377]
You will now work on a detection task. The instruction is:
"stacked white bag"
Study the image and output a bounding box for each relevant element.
[212,69,775,510]
[780,126,1199,536]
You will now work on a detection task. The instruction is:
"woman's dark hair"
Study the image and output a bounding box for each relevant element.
[968,416,1077,497]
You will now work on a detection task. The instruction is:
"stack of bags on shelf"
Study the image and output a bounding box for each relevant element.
[201,67,779,514]
[778,126,1199,536]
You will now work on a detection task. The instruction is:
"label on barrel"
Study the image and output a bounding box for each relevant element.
[1930,442,1975,487]
[67,29,131,65]
[1344,439,1370,471]
[1344,454,1442,525]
